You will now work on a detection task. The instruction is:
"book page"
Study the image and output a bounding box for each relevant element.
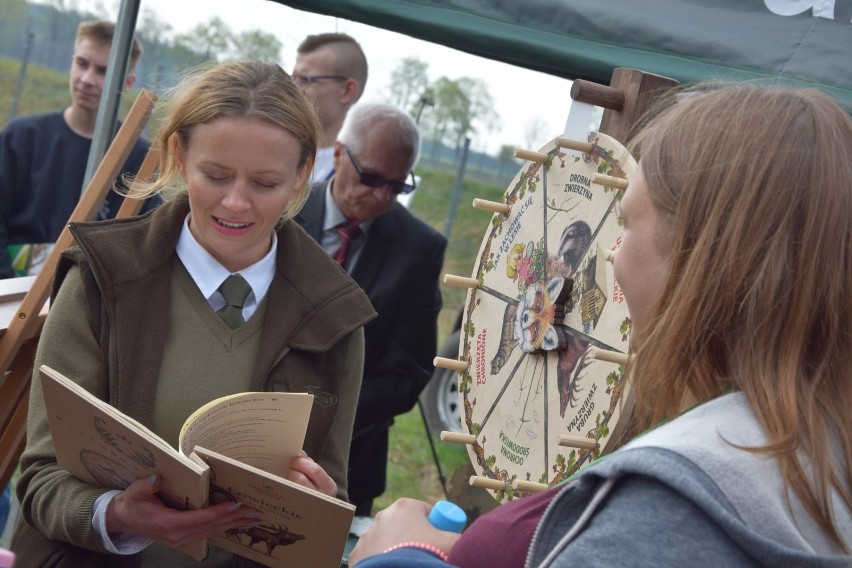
[39,365,210,560]
[178,392,313,476]
[193,446,354,568]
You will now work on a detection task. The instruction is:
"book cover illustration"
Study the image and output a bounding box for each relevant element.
[40,365,210,559]
[195,447,355,568]
[40,366,208,512]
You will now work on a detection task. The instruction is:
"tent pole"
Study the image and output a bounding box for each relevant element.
[81,0,142,193]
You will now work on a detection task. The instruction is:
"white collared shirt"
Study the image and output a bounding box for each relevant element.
[175,215,277,320]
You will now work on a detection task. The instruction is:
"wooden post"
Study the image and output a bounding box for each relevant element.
[597,68,680,142]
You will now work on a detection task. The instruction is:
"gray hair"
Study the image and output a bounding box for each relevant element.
[338,103,421,169]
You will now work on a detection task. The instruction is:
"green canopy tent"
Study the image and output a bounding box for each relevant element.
[271,0,852,107]
[90,0,852,181]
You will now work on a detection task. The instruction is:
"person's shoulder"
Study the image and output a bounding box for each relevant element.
[132,134,151,151]
[625,392,760,454]
[2,111,64,136]
[389,203,446,245]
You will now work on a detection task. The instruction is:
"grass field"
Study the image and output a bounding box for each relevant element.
[373,167,509,512]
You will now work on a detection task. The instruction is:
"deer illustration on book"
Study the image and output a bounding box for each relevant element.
[213,485,307,556]
[195,444,354,568]
[226,524,306,557]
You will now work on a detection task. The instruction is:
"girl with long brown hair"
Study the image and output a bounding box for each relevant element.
[350,85,852,567]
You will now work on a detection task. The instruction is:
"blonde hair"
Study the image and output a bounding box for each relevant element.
[506,243,526,279]
[628,85,852,551]
[133,61,319,223]
[77,20,143,70]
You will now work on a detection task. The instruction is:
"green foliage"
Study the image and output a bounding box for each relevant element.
[169,16,283,65]
[229,29,282,63]
[595,419,610,439]
[497,144,521,177]
[619,316,632,340]
[416,75,498,152]
[0,0,28,27]
[174,16,230,61]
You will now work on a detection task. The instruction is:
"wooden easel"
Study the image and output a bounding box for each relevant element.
[0,89,159,491]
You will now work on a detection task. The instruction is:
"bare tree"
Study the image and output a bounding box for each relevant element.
[524,115,548,150]
[174,16,231,62]
[387,56,430,112]
[228,29,282,63]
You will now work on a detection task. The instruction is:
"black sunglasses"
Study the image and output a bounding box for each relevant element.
[343,146,417,195]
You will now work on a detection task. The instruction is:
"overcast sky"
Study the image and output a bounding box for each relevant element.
[83,0,576,155]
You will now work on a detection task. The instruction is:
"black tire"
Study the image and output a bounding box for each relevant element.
[420,330,463,435]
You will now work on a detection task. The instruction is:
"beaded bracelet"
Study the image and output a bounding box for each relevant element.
[384,542,450,563]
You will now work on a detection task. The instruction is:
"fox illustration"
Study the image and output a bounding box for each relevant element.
[514,277,570,353]
[512,276,591,417]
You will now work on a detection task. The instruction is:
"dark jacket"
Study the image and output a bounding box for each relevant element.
[295,183,447,504]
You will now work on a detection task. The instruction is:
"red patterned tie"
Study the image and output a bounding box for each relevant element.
[332,223,362,266]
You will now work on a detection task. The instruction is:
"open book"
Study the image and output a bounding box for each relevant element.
[39,364,355,567]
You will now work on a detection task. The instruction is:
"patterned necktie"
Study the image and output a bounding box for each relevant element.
[332,222,362,266]
[217,274,251,329]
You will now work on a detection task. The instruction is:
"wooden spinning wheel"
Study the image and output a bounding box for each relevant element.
[434,67,679,502]
[443,132,636,502]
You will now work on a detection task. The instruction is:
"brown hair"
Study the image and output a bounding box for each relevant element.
[297,33,368,101]
[133,61,320,222]
[76,20,143,70]
[628,85,852,551]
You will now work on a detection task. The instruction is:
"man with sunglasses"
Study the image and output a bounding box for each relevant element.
[293,33,368,184]
[295,103,447,517]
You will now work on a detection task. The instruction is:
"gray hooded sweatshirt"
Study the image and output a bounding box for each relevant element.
[528,392,852,567]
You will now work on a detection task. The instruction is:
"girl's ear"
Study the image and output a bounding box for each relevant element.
[172,134,187,180]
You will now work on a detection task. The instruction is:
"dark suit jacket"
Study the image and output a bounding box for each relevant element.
[295,183,447,503]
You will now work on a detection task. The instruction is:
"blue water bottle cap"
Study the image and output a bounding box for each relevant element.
[428,500,467,533]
